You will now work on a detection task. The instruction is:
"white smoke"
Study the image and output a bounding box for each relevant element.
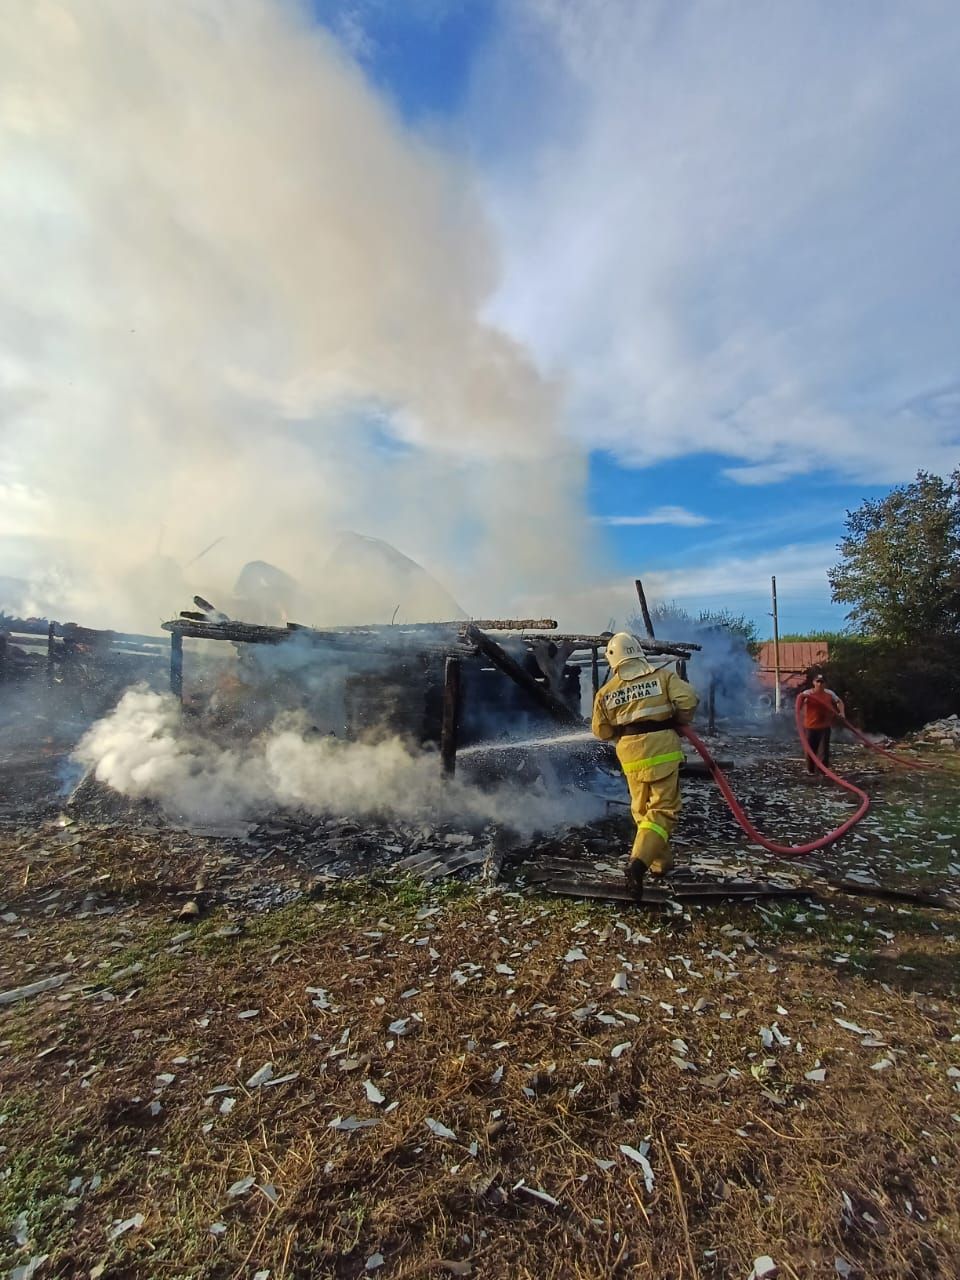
[73,688,604,833]
[0,0,591,630]
[630,603,760,723]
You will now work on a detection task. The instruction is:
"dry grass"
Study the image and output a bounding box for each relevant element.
[1,826,960,1280]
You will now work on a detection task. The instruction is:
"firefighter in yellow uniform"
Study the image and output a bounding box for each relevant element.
[592,632,699,897]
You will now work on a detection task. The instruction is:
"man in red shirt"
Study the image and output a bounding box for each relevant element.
[797,673,845,773]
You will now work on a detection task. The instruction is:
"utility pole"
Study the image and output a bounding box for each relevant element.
[771,575,781,715]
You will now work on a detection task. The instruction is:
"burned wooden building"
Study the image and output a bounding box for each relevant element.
[160,613,700,774]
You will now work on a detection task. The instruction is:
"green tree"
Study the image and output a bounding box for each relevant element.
[636,600,760,651]
[828,469,960,641]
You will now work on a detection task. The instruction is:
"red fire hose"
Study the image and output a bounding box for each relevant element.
[677,699,870,858]
[677,700,949,857]
[834,715,943,771]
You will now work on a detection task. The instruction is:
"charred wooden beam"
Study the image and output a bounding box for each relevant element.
[170,631,184,701]
[590,646,600,696]
[464,619,557,631]
[440,656,462,777]
[302,618,557,633]
[464,625,583,727]
[532,632,701,654]
[46,621,56,686]
[634,578,656,640]
[162,618,476,659]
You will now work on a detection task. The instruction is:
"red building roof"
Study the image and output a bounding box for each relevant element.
[756,641,829,693]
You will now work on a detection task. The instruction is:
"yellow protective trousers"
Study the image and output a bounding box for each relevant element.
[625,766,681,872]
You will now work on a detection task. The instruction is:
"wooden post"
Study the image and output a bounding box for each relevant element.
[590,646,600,696]
[46,621,56,686]
[708,676,717,733]
[440,656,462,777]
[634,578,656,640]
[170,631,184,701]
[771,575,782,715]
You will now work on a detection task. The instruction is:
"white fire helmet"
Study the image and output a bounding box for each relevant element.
[605,631,654,676]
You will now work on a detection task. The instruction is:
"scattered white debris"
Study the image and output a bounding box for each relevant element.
[671,1057,696,1072]
[226,1177,255,1198]
[237,1009,260,1019]
[388,1018,409,1036]
[209,1222,227,1236]
[749,1257,778,1279]
[425,1118,457,1141]
[219,1097,236,1116]
[871,1058,894,1071]
[619,1144,655,1191]
[494,964,514,976]
[0,974,69,1005]
[245,1063,274,1089]
[364,1081,386,1105]
[107,1213,145,1241]
[490,1066,504,1085]
[329,1115,380,1131]
[834,1018,872,1036]
[262,1072,299,1088]
[564,948,588,963]
[365,1253,384,1271]
[805,1069,827,1083]
[10,1257,49,1280]
[834,1258,853,1278]
[611,1042,630,1059]
[514,1182,560,1207]
[611,971,629,992]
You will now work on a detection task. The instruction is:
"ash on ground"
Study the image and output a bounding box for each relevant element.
[2,717,957,928]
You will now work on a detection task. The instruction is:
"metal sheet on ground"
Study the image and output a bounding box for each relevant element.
[529,876,808,903]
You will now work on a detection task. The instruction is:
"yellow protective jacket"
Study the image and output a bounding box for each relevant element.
[591,666,699,782]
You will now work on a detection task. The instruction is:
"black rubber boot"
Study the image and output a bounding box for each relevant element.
[625,860,645,901]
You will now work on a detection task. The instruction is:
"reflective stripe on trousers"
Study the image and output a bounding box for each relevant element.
[626,767,681,871]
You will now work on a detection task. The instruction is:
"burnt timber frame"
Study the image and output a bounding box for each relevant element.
[158,611,702,775]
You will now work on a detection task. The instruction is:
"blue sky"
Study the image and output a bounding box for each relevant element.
[1,1,957,634]
[303,0,960,634]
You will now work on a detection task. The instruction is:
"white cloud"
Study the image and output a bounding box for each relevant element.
[536,541,837,634]
[593,506,712,528]
[478,0,960,484]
